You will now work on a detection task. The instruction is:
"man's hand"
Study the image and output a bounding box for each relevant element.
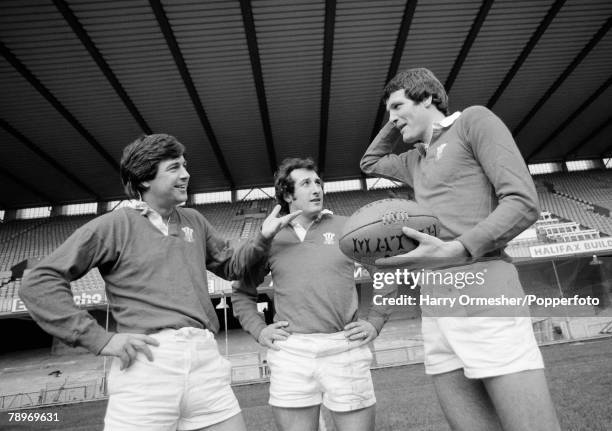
[375,226,470,268]
[261,205,302,240]
[258,321,290,350]
[100,333,160,370]
[344,320,377,346]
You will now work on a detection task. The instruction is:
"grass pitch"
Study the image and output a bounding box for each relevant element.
[1,338,610,430]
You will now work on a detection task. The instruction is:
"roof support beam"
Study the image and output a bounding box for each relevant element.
[369,0,418,143]
[444,0,494,93]
[239,0,277,175]
[149,0,235,188]
[487,0,565,109]
[317,0,337,175]
[514,16,612,139]
[54,0,152,135]
[0,42,119,172]
[564,115,612,160]
[0,119,101,200]
[566,115,612,159]
[0,166,54,205]
[528,74,612,161]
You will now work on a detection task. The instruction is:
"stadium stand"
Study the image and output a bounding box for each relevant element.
[0,279,19,314]
[0,215,95,271]
[0,219,47,244]
[324,188,410,216]
[534,220,600,243]
[194,202,246,240]
[1,184,611,411]
[506,205,611,258]
[0,184,609,273]
[194,199,275,241]
[536,190,612,236]
[545,171,612,212]
[532,170,612,236]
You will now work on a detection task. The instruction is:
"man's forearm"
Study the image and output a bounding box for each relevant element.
[231,280,268,340]
[364,266,398,333]
[210,230,271,282]
[360,122,414,186]
[20,267,113,354]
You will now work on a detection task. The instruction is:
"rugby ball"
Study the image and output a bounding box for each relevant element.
[339,199,440,265]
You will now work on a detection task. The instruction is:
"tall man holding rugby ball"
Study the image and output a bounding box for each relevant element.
[361,68,560,431]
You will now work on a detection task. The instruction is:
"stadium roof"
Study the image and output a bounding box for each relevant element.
[1,0,611,209]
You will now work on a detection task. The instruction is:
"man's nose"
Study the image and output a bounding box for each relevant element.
[180,166,190,179]
[389,111,398,124]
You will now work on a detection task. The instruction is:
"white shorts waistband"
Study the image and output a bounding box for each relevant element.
[275,331,362,358]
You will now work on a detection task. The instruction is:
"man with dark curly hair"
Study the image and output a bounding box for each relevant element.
[19,134,297,431]
[233,157,396,431]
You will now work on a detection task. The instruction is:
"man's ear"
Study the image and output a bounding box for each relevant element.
[422,95,433,108]
[283,192,292,204]
[140,181,150,190]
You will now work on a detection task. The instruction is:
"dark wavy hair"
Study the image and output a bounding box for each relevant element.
[274,157,319,214]
[120,134,185,199]
[382,68,449,115]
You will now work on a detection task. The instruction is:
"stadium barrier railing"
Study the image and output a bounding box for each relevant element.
[0,379,101,411]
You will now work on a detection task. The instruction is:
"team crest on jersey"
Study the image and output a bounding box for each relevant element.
[436,143,447,160]
[323,232,336,245]
[182,226,194,243]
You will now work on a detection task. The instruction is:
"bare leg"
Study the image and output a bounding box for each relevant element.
[483,369,560,431]
[272,405,321,431]
[431,369,502,431]
[330,404,375,431]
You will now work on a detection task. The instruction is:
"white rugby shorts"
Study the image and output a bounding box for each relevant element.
[422,316,544,378]
[420,260,544,378]
[266,332,376,412]
[104,327,240,431]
